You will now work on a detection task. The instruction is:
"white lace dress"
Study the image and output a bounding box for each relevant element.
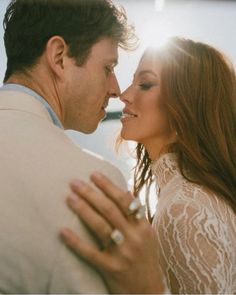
[151,153,236,294]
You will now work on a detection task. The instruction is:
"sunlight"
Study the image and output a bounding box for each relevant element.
[155,0,165,12]
[139,19,174,50]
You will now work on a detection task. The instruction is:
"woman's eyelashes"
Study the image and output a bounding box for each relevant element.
[138,82,153,90]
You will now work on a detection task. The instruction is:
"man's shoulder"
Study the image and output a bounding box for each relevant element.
[0,89,127,188]
[66,141,127,190]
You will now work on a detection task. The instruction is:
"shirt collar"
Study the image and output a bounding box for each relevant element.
[151,153,180,189]
[0,83,63,129]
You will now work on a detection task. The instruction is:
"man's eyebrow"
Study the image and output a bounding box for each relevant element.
[106,58,118,66]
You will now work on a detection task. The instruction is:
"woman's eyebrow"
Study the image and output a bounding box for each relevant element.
[134,70,158,78]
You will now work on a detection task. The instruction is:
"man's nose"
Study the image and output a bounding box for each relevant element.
[109,74,121,98]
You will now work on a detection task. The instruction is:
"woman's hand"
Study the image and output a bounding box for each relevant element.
[60,172,165,294]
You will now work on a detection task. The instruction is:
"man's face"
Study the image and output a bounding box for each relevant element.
[61,37,120,133]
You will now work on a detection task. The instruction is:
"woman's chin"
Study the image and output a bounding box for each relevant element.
[120,131,134,141]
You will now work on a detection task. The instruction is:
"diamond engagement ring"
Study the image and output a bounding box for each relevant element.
[110,229,124,245]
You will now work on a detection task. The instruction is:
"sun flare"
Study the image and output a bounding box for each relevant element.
[139,19,174,50]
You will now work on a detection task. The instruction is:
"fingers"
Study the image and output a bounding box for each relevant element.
[69,180,129,232]
[84,173,146,222]
[60,228,112,272]
[90,172,134,215]
[67,193,113,248]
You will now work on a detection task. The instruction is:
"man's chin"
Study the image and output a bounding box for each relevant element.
[65,116,103,134]
[78,122,101,134]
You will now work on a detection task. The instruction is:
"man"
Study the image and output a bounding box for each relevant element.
[0,0,136,293]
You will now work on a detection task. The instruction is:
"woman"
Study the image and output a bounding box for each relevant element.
[61,37,236,294]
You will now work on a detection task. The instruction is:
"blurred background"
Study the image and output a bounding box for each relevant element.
[0,0,236,185]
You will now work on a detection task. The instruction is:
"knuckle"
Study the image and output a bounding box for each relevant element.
[97,223,111,239]
[117,192,127,204]
[81,184,93,195]
[102,176,111,186]
[128,237,142,254]
[139,222,153,238]
[125,190,133,200]
[86,249,98,261]
[73,198,87,211]
[140,223,157,241]
[102,203,116,217]
[122,247,135,264]
[67,235,80,249]
[127,225,153,250]
[98,175,110,188]
[108,261,124,274]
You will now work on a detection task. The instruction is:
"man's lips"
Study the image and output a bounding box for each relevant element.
[102,100,109,110]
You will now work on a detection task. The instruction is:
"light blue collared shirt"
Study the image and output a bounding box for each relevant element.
[0,83,63,129]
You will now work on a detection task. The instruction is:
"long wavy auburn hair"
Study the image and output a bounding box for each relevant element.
[132,37,236,215]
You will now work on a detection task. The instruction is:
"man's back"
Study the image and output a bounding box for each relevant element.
[0,90,127,293]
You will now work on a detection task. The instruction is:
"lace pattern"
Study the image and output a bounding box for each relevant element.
[151,153,236,294]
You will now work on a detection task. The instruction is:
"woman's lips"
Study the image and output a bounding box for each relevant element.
[120,108,138,120]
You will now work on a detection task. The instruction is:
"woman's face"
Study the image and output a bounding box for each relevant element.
[120,52,174,159]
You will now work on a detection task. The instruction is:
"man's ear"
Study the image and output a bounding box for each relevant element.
[45,36,68,78]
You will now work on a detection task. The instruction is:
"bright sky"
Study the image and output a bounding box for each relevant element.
[114,0,236,111]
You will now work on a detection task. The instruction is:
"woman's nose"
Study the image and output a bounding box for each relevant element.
[120,85,133,104]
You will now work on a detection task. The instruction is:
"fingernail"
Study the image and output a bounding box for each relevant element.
[91,171,103,179]
[70,180,85,190]
[67,193,79,205]
[60,228,72,242]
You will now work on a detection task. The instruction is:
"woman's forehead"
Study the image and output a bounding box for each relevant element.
[136,52,161,74]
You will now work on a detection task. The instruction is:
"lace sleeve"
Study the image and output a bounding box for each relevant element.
[153,199,233,294]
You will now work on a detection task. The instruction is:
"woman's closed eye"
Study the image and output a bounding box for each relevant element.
[139,82,153,90]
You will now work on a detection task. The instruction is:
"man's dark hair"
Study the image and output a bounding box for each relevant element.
[3,0,137,82]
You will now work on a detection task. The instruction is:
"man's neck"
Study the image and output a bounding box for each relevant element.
[6,73,64,124]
